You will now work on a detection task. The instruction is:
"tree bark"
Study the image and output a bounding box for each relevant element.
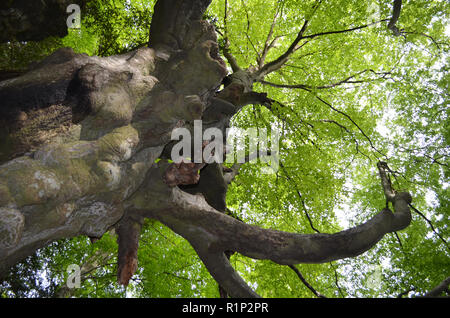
[424,276,450,297]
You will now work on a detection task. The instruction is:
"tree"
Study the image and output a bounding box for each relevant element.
[0,0,448,298]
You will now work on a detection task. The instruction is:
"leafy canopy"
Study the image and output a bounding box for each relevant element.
[0,0,448,298]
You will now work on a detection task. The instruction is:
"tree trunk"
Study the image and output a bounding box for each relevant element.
[0,0,412,297]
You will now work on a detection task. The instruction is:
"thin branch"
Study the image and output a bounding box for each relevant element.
[301,19,390,41]
[330,262,345,297]
[240,0,251,61]
[288,264,327,298]
[244,32,261,63]
[317,119,372,161]
[258,69,392,90]
[259,3,282,67]
[312,92,387,159]
[394,231,403,249]
[400,31,443,50]
[409,204,449,251]
[224,0,228,38]
[422,153,448,168]
[255,0,322,79]
[222,0,241,72]
[279,161,321,233]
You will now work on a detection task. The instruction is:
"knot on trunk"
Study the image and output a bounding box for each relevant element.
[163,161,206,187]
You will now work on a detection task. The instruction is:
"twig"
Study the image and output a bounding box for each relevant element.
[279,161,321,233]
[330,262,345,297]
[302,19,390,40]
[409,204,449,251]
[288,264,327,298]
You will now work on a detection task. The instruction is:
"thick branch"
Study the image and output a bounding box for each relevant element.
[148,187,412,274]
[388,0,402,36]
[194,247,260,298]
[129,162,412,299]
[377,161,396,201]
[222,48,242,73]
[148,0,212,49]
[424,276,450,297]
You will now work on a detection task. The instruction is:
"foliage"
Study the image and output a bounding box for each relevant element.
[0,0,449,298]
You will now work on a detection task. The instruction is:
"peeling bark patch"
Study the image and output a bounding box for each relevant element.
[163,161,206,187]
[34,171,61,191]
[32,170,61,199]
[0,104,73,164]
[56,203,76,220]
[117,218,142,286]
[76,202,117,237]
[0,208,25,248]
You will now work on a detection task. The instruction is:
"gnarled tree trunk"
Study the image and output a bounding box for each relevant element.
[0,0,412,297]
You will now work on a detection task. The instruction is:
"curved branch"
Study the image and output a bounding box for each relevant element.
[131,162,412,299]
[152,187,411,276]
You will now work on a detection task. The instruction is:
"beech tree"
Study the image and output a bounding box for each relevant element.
[0,0,448,298]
